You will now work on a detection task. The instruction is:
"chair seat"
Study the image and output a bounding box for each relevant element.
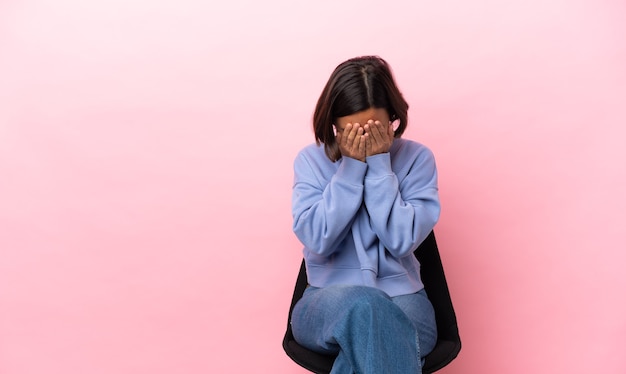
[283,231,461,373]
[284,339,334,374]
[422,339,462,373]
[284,336,461,374]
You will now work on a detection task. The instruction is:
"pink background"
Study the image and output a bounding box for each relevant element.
[1,0,625,373]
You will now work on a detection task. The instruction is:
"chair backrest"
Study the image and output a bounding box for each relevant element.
[282,231,461,374]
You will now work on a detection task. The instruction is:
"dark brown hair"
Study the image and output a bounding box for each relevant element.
[313,56,409,162]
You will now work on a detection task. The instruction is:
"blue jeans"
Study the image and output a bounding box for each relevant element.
[291,285,437,374]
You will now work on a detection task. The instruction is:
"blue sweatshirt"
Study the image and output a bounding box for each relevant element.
[292,138,440,297]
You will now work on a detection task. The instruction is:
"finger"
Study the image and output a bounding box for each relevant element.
[387,121,395,139]
[363,122,370,143]
[369,121,384,146]
[363,120,372,136]
[374,120,391,143]
[344,123,354,145]
[379,121,394,150]
[358,133,366,156]
[363,120,374,142]
[348,123,360,146]
[352,126,364,149]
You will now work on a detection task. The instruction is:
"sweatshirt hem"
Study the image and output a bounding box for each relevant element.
[306,265,424,297]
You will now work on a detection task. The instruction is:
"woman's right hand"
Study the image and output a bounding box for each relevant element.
[336,123,366,162]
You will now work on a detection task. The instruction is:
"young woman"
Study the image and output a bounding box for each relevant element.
[290,56,440,373]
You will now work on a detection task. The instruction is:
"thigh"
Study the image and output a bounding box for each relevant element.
[391,289,438,356]
[291,285,393,354]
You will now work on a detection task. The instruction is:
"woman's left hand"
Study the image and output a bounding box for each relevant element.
[364,120,394,157]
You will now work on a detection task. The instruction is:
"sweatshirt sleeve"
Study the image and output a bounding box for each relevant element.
[292,152,367,256]
[363,147,440,258]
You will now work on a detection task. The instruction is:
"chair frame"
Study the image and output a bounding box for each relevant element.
[282,231,461,373]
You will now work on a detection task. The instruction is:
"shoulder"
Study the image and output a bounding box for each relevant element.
[295,143,326,165]
[391,138,436,163]
[389,138,437,181]
[293,144,340,184]
[296,143,325,158]
[294,143,335,171]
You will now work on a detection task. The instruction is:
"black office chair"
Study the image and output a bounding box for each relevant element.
[282,231,461,373]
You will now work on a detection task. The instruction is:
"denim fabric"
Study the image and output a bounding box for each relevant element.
[291,285,437,374]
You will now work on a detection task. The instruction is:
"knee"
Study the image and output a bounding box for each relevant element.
[335,287,416,335]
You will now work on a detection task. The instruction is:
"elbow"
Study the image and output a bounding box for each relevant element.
[387,206,439,258]
[292,219,337,257]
